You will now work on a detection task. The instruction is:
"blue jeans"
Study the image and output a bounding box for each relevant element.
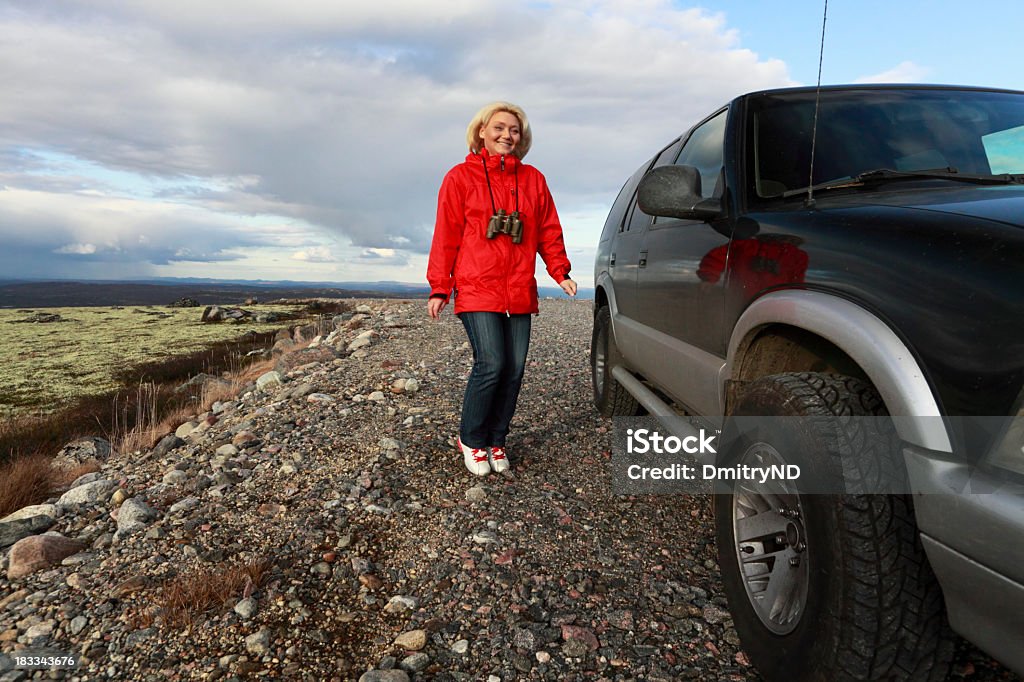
[458,312,532,448]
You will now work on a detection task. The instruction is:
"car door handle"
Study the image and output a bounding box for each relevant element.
[610,252,616,267]
[639,250,648,268]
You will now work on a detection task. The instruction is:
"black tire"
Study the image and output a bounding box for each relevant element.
[714,372,954,681]
[590,305,641,417]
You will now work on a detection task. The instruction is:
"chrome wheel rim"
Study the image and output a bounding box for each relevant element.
[731,442,808,635]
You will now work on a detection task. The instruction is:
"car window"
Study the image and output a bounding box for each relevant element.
[675,110,727,200]
[622,138,684,232]
[602,165,647,238]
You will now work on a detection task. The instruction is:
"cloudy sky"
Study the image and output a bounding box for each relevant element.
[3,1,1023,285]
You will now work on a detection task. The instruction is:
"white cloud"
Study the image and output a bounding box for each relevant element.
[854,60,929,84]
[0,1,794,282]
[291,246,335,262]
[53,243,96,255]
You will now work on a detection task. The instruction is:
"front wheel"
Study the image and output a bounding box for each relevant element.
[715,372,954,681]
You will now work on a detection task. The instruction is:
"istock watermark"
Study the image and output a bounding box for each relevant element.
[610,415,1024,495]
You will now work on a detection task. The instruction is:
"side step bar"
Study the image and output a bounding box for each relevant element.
[611,366,716,466]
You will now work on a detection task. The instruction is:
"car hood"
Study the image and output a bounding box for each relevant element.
[826,185,1024,228]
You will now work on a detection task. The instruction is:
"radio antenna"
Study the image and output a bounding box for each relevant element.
[805,0,828,208]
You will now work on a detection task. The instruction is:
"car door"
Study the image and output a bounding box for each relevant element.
[611,138,684,365]
[632,109,732,416]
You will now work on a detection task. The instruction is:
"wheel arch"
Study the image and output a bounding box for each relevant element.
[725,290,952,452]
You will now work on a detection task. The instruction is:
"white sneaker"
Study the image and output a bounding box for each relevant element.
[458,437,491,476]
[488,446,510,473]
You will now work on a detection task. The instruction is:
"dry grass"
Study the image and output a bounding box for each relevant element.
[132,559,272,628]
[0,453,58,517]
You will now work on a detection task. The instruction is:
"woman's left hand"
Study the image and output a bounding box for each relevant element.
[559,278,578,297]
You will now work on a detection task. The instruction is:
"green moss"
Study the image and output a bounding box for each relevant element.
[0,304,306,418]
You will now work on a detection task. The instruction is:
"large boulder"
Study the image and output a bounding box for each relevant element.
[168,297,200,308]
[7,534,87,579]
[0,515,55,548]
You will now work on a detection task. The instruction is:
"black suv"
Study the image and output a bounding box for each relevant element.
[591,85,1024,681]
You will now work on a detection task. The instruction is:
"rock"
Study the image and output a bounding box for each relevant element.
[256,371,284,391]
[215,444,239,456]
[163,469,188,486]
[0,515,55,548]
[116,497,158,534]
[234,598,258,620]
[58,479,118,507]
[68,471,102,487]
[561,624,599,651]
[53,436,112,470]
[245,629,271,656]
[358,671,410,682]
[152,434,185,458]
[7,534,87,579]
[394,629,427,651]
[175,421,200,438]
[368,391,386,403]
[536,651,551,663]
[451,639,469,655]
[403,378,419,394]
[383,596,417,615]
[0,504,58,524]
[168,297,199,308]
[306,393,336,403]
[399,653,429,673]
[168,497,200,514]
[110,489,127,506]
[465,486,487,502]
[347,337,372,352]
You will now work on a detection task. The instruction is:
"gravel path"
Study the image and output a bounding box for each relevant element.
[0,298,1014,681]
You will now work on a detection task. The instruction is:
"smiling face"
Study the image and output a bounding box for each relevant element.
[478,111,522,157]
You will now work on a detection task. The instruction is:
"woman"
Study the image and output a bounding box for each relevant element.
[426,101,576,476]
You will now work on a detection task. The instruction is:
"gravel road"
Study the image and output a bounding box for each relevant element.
[0,297,1014,681]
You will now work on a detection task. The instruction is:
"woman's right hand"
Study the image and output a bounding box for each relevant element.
[427,296,447,319]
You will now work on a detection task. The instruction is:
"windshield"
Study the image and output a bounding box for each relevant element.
[749,88,1024,199]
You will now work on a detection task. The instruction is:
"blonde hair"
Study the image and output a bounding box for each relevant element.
[465,101,533,159]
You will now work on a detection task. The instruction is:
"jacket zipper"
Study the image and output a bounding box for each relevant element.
[501,154,511,315]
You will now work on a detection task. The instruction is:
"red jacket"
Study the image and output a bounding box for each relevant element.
[427,150,572,314]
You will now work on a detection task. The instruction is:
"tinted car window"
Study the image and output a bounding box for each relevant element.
[750,89,1024,198]
[675,110,727,199]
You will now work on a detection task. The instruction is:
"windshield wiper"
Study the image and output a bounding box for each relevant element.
[781,167,1024,199]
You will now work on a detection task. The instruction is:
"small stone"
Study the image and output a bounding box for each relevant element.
[110,488,128,505]
[116,497,158,534]
[256,371,283,391]
[403,379,419,394]
[359,574,383,590]
[399,653,429,673]
[465,486,487,502]
[69,615,88,635]
[234,598,257,620]
[215,444,239,456]
[451,639,469,655]
[536,651,551,663]
[394,629,427,651]
[307,393,336,403]
[357,671,410,682]
[472,531,498,544]
[176,421,199,438]
[383,595,417,615]
[245,629,272,656]
[368,391,386,403]
[162,469,188,486]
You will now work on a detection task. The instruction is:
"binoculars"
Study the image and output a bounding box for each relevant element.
[486,209,524,243]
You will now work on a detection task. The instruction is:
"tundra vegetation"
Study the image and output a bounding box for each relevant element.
[0,302,347,513]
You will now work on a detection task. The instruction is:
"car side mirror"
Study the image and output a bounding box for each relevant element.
[637,165,722,221]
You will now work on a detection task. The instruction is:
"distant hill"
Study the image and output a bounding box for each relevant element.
[0,278,592,308]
